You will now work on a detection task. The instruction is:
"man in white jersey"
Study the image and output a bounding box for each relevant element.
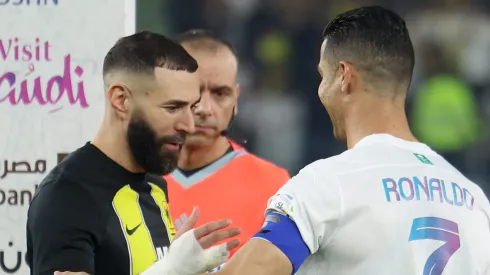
[188,5,490,275]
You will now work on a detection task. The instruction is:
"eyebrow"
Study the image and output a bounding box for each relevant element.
[161,100,190,107]
[210,85,233,93]
[161,97,201,108]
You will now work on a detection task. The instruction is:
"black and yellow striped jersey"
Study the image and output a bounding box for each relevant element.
[27,143,176,275]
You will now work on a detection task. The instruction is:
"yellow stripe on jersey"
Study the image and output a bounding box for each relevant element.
[113,185,157,275]
[148,182,176,241]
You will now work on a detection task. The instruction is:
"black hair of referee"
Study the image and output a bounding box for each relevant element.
[317,6,417,149]
[96,31,201,175]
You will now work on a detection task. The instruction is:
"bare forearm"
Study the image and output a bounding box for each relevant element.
[211,239,292,275]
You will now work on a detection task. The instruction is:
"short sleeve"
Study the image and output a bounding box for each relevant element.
[27,177,103,275]
[265,164,342,253]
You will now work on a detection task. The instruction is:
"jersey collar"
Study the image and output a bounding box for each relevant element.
[354,134,434,154]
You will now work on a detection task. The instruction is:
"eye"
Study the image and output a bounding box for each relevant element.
[164,106,181,113]
[215,90,225,97]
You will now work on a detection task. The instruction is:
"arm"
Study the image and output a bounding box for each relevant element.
[27,178,102,275]
[214,238,292,275]
[214,210,306,275]
[213,164,341,275]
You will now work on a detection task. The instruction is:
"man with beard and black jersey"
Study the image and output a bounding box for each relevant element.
[26,31,240,275]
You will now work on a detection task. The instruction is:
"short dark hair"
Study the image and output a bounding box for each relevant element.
[174,29,238,59]
[102,31,198,77]
[322,6,414,86]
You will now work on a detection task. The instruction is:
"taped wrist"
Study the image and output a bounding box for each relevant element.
[140,229,229,275]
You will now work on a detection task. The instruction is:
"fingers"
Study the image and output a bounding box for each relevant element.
[225,239,240,251]
[194,218,232,239]
[174,206,199,240]
[198,227,241,249]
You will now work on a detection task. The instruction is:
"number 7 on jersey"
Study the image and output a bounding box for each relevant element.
[409,217,461,275]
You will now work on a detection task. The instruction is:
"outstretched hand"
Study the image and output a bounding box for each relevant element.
[174,206,240,251]
[54,206,241,275]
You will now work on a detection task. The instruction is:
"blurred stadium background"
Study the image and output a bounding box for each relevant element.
[137,0,490,196]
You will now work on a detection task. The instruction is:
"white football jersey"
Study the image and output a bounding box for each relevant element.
[267,134,490,275]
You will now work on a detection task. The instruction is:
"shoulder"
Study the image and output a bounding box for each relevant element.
[273,157,344,207]
[28,173,103,237]
[29,145,107,224]
[30,172,99,216]
[301,145,387,176]
[237,151,290,179]
[32,146,103,208]
[293,155,344,181]
[229,138,288,176]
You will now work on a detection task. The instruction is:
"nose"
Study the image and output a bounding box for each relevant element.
[194,92,212,118]
[175,107,196,134]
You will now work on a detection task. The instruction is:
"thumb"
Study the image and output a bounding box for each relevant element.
[174,206,199,239]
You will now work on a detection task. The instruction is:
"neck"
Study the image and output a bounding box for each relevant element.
[91,117,144,173]
[345,96,417,149]
[178,136,231,170]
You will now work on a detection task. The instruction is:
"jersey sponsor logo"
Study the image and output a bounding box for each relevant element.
[267,193,295,216]
[112,183,176,275]
[382,176,475,209]
[126,222,142,236]
[413,153,433,165]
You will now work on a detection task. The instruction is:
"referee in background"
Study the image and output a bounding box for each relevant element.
[165,30,289,266]
[26,31,239,275]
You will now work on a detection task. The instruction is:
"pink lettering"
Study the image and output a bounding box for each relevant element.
[0,39,12,60]
[429,178,444,203]
[0,37,52,62]
[0,54,88,111]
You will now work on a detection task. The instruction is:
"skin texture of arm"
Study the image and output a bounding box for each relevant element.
[209,238,292,275]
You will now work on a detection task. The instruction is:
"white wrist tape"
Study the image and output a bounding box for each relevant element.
[141,229,229,275]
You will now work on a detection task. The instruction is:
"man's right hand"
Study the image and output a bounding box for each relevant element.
[54,207,240,275]
[139,206,240,275]
[175,206,241,251]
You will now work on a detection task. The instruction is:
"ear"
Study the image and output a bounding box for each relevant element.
[235,84,241,98]
[338,61,353,95]
[107,83,131,119]
[234,84,240,115]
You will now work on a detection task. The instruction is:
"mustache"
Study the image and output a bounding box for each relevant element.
[157,133,185,144]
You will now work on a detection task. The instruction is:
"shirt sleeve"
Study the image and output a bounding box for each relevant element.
[27,176,103,275]
[265,163,342,253]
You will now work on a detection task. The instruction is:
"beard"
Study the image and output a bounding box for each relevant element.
[127,111,185,175]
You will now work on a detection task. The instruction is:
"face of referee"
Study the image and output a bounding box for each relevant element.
[123,68,200,174]
[182,45,239,147]
[318,39,350,141]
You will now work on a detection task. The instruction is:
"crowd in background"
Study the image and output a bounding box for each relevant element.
[138,0,490,195]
